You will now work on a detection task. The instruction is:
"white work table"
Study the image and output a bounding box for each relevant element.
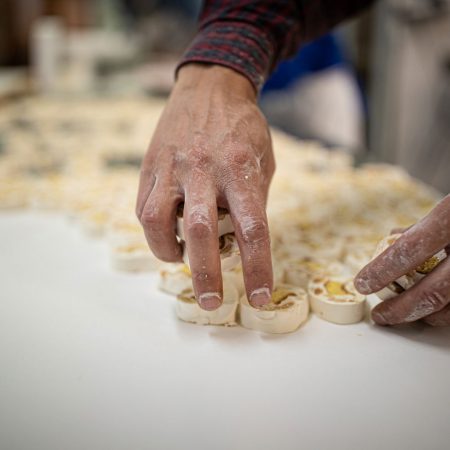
[1,212,449,450]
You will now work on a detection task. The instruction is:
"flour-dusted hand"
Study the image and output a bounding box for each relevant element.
[355,195,450,326]
[136,64,275,311]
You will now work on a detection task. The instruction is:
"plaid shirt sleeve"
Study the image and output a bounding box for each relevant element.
[177,0,374,91]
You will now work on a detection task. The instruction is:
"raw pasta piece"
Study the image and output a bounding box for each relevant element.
[239,285,309,334]
[308,276,366,324]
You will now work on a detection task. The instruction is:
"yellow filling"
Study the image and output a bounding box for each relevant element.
[325,281,349,296]
[303,261,323,272]
[181,264,191,276]
[270,301,294,310]
[271,288,296,305]
[416,256,441,274]
[177,290,196,304]
[257,288,296,311]
[386,234,443,275]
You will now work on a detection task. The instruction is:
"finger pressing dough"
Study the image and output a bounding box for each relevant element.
[239,285,309,334]
[372,234,447,301]
[175,273,239,326]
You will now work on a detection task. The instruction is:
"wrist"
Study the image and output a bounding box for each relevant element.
[175,63,257,101]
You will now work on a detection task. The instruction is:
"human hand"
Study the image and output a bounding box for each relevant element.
[355,195,450,326]
[136,64,275,311]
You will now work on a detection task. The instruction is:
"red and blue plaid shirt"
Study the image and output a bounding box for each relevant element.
[178,0,373,91]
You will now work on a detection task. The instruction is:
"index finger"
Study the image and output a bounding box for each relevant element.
[371,256,450,325]
[355,195,450,294]
[226,184,273,308]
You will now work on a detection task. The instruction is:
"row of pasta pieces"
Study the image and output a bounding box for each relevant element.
[165,205,366,333]
[158,263,366,333]
[158,232,449,334]
[110,206,367,332]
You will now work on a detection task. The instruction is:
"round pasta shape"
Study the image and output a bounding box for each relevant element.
[175,272,239,326]
[239,285,309,334]
[308,276,366,324]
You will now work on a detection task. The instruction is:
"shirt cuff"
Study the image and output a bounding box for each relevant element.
[176,20,275,92]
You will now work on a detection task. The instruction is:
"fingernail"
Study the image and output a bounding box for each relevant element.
[354,276,372,295]
[250,288,271,308]
[372,310,390,326]
[198,293,222,311]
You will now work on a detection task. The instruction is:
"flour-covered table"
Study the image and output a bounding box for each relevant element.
[1,212,449,450]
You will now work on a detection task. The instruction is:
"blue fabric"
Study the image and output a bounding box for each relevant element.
[262,33,346,93]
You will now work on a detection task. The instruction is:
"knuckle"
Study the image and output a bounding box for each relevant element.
[230,153,259,175]
[140,208,162,232]
[229,150,252,167]
[240,218,268,245]
[189,150,211,169]
[421,289,448,311]
[187,220,212,241]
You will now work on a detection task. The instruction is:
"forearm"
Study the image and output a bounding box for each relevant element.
[175,64,256,103]
[177,0,374,91]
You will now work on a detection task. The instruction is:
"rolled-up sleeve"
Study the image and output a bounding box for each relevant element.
[177,0,374,91]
